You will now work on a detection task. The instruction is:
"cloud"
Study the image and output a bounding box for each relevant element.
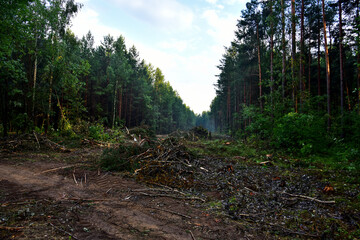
[201,9,237,46]
[205,0,218,4]
[71,7,123,45]
[110,0,194,31]
[158,39,189,52]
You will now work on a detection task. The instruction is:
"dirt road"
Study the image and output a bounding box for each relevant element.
[0,150,245,240]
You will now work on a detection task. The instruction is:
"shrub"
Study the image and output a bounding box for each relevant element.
[272,112,327,155]
[100,145,143,171]
[89,124,110,141]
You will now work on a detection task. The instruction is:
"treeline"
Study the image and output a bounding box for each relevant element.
[207,0,359,153]
[0,0,196,136]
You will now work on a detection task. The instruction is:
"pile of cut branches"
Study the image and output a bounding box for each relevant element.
[132,138,199,189]
[0,132,68,153]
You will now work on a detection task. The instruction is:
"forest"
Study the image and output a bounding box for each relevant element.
[1,0,360,239]
[203,0,360,161]
[0,0,197,137]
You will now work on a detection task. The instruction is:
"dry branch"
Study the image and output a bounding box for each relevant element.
[49,223,78,240]
[35,164,90,175]
[33,131,40,149]
[146,206,192,219]
[73,171,78,185]
[279,192,335,204]
[138,192,205,202]
[189,230,196,240]
[0,226,24,231]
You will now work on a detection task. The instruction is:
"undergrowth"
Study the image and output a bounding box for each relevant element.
[99,145,144,172]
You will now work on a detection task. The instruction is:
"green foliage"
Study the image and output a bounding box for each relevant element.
[100,145,142,171]
[242,105,273,139]
[129,125,155,139]
[272,112,327,155]
[0,0,196,136]
[88,124,110,141]
[188,126,211,140]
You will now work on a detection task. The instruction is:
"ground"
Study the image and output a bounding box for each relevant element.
[0,147,247,240]
[0,136,359,239]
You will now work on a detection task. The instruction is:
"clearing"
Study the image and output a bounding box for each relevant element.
[0,134,359,239]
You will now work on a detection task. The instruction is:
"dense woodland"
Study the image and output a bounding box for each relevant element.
[1,0,359,159]
[203,0,360,156]
[0,0,196,136]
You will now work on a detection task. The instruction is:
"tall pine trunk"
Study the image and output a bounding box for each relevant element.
[270,1,274,106]
[46,74,53,134]
[118,87,122,121]
[322,0,331,129]
[339,0,344,134]
[257,23,263,111]
[291,0,296,110]
[32,37,38,123]
[356,0,360,114]
[299,0,305,112]
[317,0,321,98]
[112,80,118,128]
[281,0,286,99]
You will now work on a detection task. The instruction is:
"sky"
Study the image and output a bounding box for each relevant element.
[71,0,248,114]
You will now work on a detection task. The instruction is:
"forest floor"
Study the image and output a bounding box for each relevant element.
[0,134,359,239]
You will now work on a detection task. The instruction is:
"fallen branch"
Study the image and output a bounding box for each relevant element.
[189,230,196,240]
[63,198,110,202]
[49,223,78,240]
[131,187,188,197]
[146,206,192,219]
[279,192,335,204]
[1,199,39,207]
[0,226,24,231]
[73,171,78,185]
[138,192,205,202]
[33,131,40,149]
[265,222,320,238]
[35,164,90,175]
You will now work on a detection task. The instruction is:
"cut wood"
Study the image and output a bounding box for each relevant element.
[279,191,335,204]
[0,226,24,231]
[138,192,205,202]
[146,206,192,219]
[35,164,90,175]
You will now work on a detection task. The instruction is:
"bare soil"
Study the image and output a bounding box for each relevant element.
[0,148,248,240]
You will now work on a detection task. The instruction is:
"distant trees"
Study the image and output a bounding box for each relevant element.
[0,0,196,136]
[208,0,360,147]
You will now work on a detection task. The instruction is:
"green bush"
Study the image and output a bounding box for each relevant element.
[89,124,110,141]
[242,105,273,139]
[100,145,143,171]
[343,111,360,147]
[272,112,327,155]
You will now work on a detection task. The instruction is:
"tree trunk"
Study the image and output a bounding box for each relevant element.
[46,74,53,134]
[317,0,321,98]
[281,0,286,99]
[32,39,37,123]
[299,0,304,112]
[291,0,296,110]
[270,1,274,106]
[112,80,118,128]
[2,78,9,137]
[339,0,344,134]
[257,23,263,111]
[118,87,122,121]
[322,0,331,129]
[308,37,311,93]
[356,0,360,114]
[227,84,231,126]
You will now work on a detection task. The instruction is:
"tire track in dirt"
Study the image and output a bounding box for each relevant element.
[0,161,245,239]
